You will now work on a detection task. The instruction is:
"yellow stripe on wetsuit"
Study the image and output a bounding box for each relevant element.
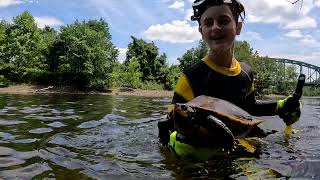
[203,55,241,76]
[175,74,194,101]
[175,55,246,102]
[246,83,255,97]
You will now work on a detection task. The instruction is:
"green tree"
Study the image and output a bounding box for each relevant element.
[154,53,170,84]
[178,40,208,70]
[126,36,170,85]
[166,64,181,90]
[42,26,59,72]
[250,56,297,96]
[121,57,142,88]
[0,20,9,64]
[54,19,118,89]
[126,36,159,81]
[273,63,297,94]
[234,41,258,64]
[3,11,45,69]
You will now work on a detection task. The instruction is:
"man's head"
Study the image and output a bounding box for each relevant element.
[191,0,245,53]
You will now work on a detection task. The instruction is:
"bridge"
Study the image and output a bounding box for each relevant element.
[270,58,320,86]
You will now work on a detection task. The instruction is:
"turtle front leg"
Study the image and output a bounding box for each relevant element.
[205,115,235,151]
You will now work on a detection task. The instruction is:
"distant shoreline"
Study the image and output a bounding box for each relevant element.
[0,85,302,100]
[0,84,174,97]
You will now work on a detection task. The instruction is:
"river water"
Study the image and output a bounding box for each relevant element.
[0,94,319,179]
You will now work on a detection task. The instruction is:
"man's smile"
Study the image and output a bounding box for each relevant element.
[210,35,226,41]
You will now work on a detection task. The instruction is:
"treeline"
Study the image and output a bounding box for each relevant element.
[0,11,307,95]
[0,11,179,90]
[0,11,117,90]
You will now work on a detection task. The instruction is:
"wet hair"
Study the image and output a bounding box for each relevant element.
[191,0,245,25]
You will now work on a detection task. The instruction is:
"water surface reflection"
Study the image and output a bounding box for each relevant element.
[0,94,319,179]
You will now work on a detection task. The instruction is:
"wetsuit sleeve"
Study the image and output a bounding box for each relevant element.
[244,85,278,116]
[171,74,194,104]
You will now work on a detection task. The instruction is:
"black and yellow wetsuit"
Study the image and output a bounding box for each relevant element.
[173,55,277,116]
[159,55,279,160]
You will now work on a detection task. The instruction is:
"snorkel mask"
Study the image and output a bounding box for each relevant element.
[191,0,245,23]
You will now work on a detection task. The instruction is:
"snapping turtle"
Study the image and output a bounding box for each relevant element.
[171,95,265,152]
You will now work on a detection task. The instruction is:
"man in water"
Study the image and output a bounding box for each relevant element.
[159,0,302,160]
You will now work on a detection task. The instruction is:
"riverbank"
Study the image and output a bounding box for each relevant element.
[0,84,174,97]
[0,84,298,100]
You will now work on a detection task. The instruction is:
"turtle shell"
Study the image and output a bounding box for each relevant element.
[184,95,264,137]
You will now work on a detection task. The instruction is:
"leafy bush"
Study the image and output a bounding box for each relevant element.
[111,59,142,89]
[164,65,181,91]
[0,75,9,87]
[140,80,164,90]
[90,79,108,91]
[23,68,50,84]
[303,87,320,96]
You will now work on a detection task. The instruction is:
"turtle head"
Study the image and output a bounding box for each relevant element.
[171,104,197,134]
[173,103,196,118]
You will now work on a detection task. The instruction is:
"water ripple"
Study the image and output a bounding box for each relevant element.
[0,157,25,167]
[39,149,86,170]
[77,114,125,129]
[29,128,53,134]
[47,122,67,128]
[0,132,16,140]
[0,163,52,179]
[20,107,46,114]
[0,119,27,125]
[14,138,40,143]
[0,94,319,179]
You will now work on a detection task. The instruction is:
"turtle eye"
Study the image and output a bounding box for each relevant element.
[180,104,188,111]
[174,104,188,113]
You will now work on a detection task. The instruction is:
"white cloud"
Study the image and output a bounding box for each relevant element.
[239,31,263,41]
[34,17,63,29]
[184,8,193,20]
[143,20,201,43]
[284,17,317,29]
[299,35,320,47]
[285,30,303,38]
[242,0,318,29]
[0,0,37,7]
[0,0,23,7]
[169,1,184,9]
[117,48,127,63]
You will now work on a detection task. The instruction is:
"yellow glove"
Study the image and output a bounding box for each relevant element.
[276,96,302,126]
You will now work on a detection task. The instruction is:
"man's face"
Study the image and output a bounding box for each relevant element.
[199,5,241,53]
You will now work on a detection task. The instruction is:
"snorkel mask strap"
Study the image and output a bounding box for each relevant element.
[191,0,244,22]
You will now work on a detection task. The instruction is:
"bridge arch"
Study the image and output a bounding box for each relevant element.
[270,58,320,86]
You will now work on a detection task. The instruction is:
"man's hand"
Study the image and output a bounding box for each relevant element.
[276,96,302,126]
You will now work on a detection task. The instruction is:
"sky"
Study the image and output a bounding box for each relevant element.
[1,0,320,66]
